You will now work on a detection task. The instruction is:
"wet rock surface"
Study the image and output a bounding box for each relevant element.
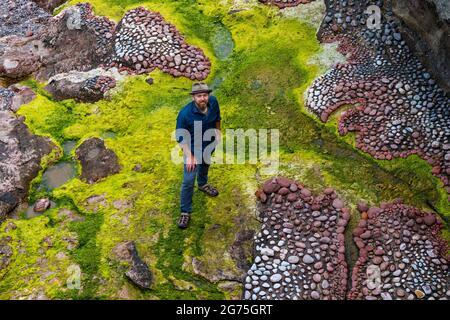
[349,201,449,300]
[113,241,153,290]
[75,137,121,184]
[0,86,56,220]
[245,177,350,300]
[305,0,450,200]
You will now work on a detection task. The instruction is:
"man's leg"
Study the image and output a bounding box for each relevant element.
[180,163,198,214]
[197,163,219,197]
[197,163,210,188]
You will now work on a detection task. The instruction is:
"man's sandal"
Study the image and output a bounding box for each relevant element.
[198,184,219,197]
[177,213,190,229]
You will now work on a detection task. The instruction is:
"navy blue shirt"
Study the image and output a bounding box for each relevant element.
[175,95,221,157]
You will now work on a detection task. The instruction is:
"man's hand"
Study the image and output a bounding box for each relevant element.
[215,128,222,145]
[186,153,197,172]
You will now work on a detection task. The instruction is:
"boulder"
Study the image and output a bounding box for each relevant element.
[75,138,121,184]
[113,241,152,289]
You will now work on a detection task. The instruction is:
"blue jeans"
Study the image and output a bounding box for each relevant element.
[180,162,210,214]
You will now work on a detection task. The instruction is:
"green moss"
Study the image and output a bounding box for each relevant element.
[6,0,448,300]
[0,216,75,299]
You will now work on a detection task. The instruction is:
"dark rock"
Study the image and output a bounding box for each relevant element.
[33,198,50,212]
[75,137,121,184]
[0,87,56,221]
[112,241,152,289]
[44,74,116,103]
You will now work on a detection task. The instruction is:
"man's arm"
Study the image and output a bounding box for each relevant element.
[176,112,197,172]
[215,96,222,141]
[179,143,197,172]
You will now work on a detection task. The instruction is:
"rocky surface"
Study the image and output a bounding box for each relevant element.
[349,201,449,300]
[33,198,51,213]
[75,137,121,184]
[33,0,67,12]
[0,235,13,273]
[0,2,210,96]
[0,86,57,221]
[305,0,450,200]
[44,72,116,102]
[259,0,315,9]
[248,178,449,300]
[113,241,153,290]
[0,0,51,38]
[391,0,450,93]
[109,7,211,80]
[245,177,350,300]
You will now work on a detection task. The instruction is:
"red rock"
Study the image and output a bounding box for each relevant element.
[367,207,381,218]
[360,231,372,239]
[423,215,436,226]
[287,193,298,202]
[263,180,280,194]
[278,187,290,195]
[357,201,369,213]
[34,198,50,212]
[301,188,312,197]
[372,256,383,264]
[332,198,344,209]
[289,183,298,192]
[260,192,267,203]
[353,227,364,237]
[276,177,292,188]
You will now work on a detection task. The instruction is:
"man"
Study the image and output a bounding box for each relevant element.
[175,82,221,229]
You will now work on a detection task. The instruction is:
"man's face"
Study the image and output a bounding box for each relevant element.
[192,92,209,109]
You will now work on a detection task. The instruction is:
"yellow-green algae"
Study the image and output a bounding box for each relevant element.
[1,0,448,299]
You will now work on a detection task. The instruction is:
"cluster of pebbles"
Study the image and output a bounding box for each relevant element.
[108,7,211,80]
[1,2,210,93]
[246,177,350,300]
[246,178,449,300]
[0,0,50,37]
[349,201,449,300]
[63,3,117,62]
[304,0,450,199]
[258,0,315,9]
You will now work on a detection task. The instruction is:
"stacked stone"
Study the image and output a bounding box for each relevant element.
[305,0,450,200]
[258,0,315,9]
[349,201,449,300]
[244,177,350,300]
[109,7,210,80]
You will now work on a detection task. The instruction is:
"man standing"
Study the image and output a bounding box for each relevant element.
[175,83,221,229]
